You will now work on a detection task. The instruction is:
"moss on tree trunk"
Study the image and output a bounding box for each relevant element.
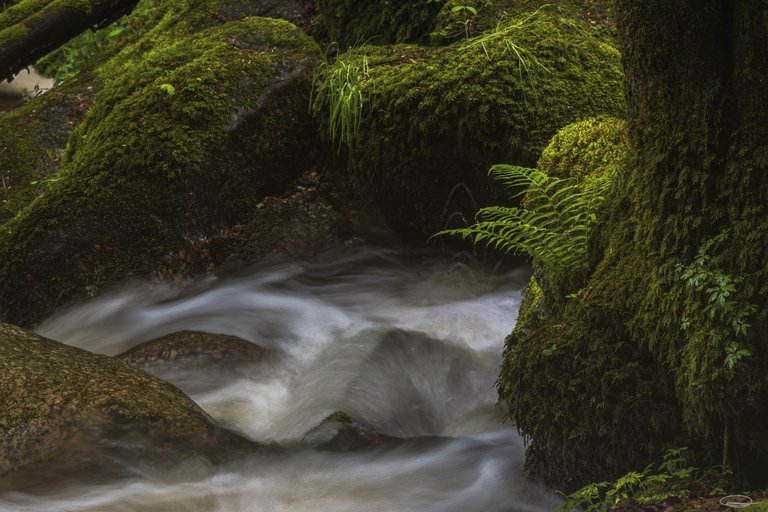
[498,0,768,489]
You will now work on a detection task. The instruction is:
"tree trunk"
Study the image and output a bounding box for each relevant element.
[498,0,768,489]
[0,0,139,81]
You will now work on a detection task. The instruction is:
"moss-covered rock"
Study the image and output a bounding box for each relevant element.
[0,322,254,478]
[0,10,321,326]
[313,9,624,236]
[314,0,442,48]
[495,117,686,490]
[537,116,628,182]
[431,0,615,45]
[117,330,270,395]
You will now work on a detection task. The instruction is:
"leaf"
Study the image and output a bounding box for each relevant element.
[159,83,176,96]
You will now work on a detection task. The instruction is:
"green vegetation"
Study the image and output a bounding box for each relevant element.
[557,448,728,512]
[437,164,609,279]
[0,4,321,326]
[0,76,94,223]
[310,49,370,151]
[36,21,126,83]
[496,117,684,490]
[673,232,757,466]
[498,1,768,491]
[312,9,624,235]
[430,0,615,44]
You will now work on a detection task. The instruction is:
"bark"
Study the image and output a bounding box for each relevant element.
[0,0,138,81]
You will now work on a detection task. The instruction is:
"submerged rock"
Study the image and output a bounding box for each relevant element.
[303,411,395,451]
[116,330,269,394]
[0,323,256,480]
[117,330,268,370]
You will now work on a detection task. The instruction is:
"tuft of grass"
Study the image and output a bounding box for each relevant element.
[459,5,551,76]
[310,48,371,152]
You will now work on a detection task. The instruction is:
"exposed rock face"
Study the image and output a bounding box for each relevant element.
[0,323,255,478]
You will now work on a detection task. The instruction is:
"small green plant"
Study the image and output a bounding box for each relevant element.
[450,5,479,39]
[558,448,699,512]
[159,83,176,96]
[436,165,610,278]
[310,48,372,152]
[674,231,756,466]
[676,232,756,354]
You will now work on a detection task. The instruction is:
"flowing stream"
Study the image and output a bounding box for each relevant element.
[1,246,561,512]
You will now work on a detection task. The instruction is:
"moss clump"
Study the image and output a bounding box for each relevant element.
[314,0,442,48]
[314,9,624,236]
[0,12,320,327]
[537,116,628,181]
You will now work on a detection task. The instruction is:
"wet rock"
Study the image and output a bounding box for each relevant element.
[116,330,269,393]
[117,330,268,371]
[303,411,396,451]
[0,323,256,479]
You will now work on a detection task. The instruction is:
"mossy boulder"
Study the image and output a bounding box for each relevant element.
[313,9,624,237]
[0,12,321,327]
[0,322,255,478]
[314,0,442,48]
[496,117,684,490]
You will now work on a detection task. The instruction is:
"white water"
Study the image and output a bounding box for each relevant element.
[2,246,561,511]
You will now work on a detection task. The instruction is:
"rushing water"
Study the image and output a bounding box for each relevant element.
[2,246,561,512]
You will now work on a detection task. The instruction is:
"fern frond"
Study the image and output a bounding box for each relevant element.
[435,164,611,277]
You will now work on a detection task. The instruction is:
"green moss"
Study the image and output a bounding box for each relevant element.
[314,0,442,48]
[499,313,682,491]
[315,10,624,236]
[0,14,320,326]
[0,75,96,223]
[495,114,682,490]
[0,22,28,50]
[325,411,353,424]
[431,0,615,45]
[538,116,628,181]
[0,0,119,55]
